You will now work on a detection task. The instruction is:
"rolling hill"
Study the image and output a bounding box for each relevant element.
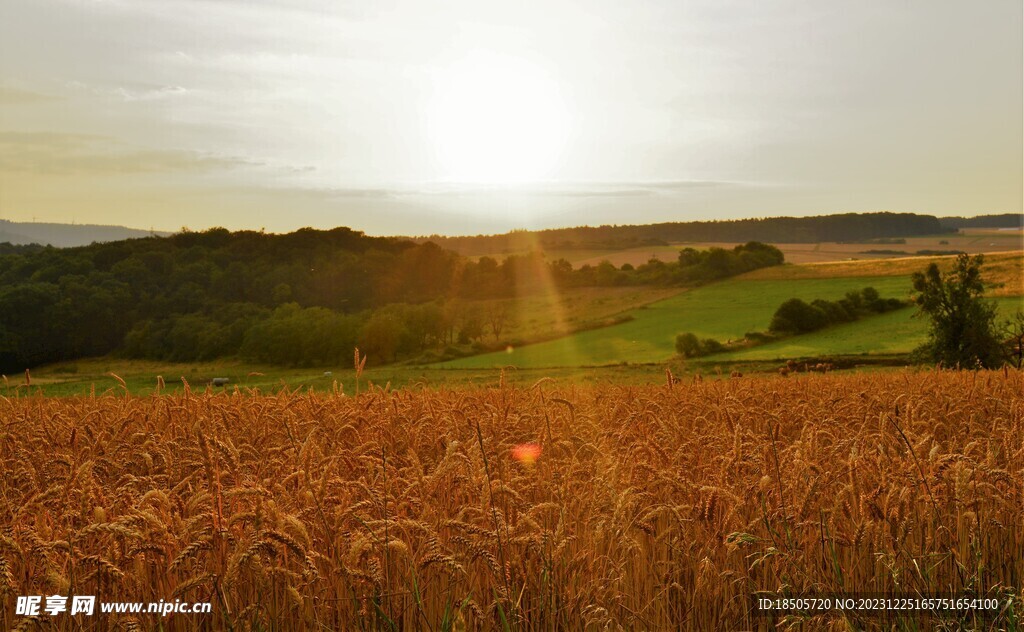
[0,219,172,247]
[434,252,1023,369]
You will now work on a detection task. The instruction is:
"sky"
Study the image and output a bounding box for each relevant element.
[0,0,1021,236]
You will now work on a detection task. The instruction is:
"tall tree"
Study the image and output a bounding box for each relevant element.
[911,254,1004,368]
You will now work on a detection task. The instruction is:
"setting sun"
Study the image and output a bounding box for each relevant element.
[427,52,570,184]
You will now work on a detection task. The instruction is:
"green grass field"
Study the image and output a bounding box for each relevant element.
[18,253,1023,395]
[461,285,680,344]
[718,296,1022,361]
[13,357,720,397]
[434,275,919,369]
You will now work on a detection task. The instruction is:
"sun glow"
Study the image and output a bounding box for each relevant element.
[427,52,570,184]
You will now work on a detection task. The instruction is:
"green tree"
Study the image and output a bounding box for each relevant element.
[358,312,408,363]
[595,260,623,286]
[911,254,1004,368]
[675,333,702,357]
[677,248,702,267]
[769,298,828,334]
[702,248,734,278]
[699,338,724,355]
[1005,310,1024,369]
[456,304,485,344]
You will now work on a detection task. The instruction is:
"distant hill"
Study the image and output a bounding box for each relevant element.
[406,212,951,256]
[938,214,1023,230]
[4,211,1015,251]
[0,220,172,247]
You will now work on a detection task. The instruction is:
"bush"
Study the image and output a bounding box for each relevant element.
[674,242,785,284]
[769,289,907,336]
[675,333,702,357]
[812,298,853,323]
[884,297,904,311]
[770,299,828,334]
[700,339,725,355]
[675,333,726,357]
[844,291,863,310]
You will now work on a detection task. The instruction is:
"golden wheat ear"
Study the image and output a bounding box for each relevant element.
[1,369,1019,629]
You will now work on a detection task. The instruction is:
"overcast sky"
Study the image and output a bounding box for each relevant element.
[0,0,1020,235]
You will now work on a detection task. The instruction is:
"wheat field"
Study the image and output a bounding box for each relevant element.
[1,370,1022,630]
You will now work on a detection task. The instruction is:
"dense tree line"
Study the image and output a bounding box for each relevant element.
[0,227,450,370]
[937,214,1022,229]
[476,241,784,292]
[0,227,783,371]
[0,243,45,256]
[674,333,725,358]
[768,287,906,335]
[674,287,907,359]
[411,212,949,256]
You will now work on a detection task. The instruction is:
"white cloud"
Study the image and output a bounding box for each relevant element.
[0,0,1019,233]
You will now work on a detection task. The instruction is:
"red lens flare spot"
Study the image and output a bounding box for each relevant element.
[512,443,542,465]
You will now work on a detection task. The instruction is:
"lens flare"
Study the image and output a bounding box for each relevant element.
[511,443,542,465]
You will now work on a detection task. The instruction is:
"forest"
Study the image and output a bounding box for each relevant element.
[937,213,1022,229]
[409,211,953,255]
[0,227,783,371]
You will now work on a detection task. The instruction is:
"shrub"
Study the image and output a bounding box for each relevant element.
[769,299,828,334]
[675,332,702,357]
[700,339,725,355]
[675,333,726,357]
[812,298,853,323]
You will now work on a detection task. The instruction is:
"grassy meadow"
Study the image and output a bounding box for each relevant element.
[457,285,682,345]
[15,358,702,398]
[720,296,1023,361]
[435,275,910,369]
[437,252,1022,370]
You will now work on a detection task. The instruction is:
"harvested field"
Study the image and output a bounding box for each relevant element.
[743,251,1023,297]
